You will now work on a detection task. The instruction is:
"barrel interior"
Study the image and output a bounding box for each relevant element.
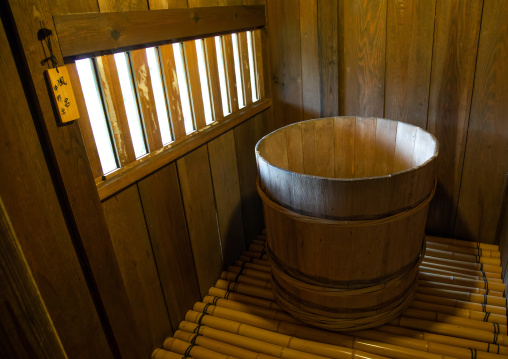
[256,117,437,179]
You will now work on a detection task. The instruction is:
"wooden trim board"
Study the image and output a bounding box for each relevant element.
[54,5,266,58]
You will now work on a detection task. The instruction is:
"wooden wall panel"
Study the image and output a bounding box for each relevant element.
[102,185,172,353]
[9,0,144,358]
[455,0,508,244]
[318,0,338,117]
[98,0,148,12]
[177,146,223,297]
[149,0,188,9]
[138,163,201,329]
[208,131,245,266]
[0,196,67,359]
[0,13,111,358]
[339,0,387,118]
[267,0,303,129]
[425,0,483,236]
[299,0,320,121]
[234,111,269,245]
[384,0,435,129]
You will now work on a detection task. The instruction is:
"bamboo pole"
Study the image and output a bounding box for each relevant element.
[390,316,508,346]
[419,272,505,292]
[414,293,506,316]
[234,260,271,273]
[179,320,331,359]
[402,308,507,334]
[378,325,508,356]
[163,337,236,359]
[173,329,279,359]
[426,236,499,252]
[419,265,503,283]
[410,300,506,324]
[203,295,298,324]
[418,279,504,297]
[189,304,487,359]
[229,265,507,327]
[206,292,508,357]
[185,309,446,359]
[417,287,507,308]
[426,242,500,259]
[208,287,281,311]
[424,255,502,274]
[152,347,194,359]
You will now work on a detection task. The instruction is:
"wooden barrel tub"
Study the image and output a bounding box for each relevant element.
[255,116,439,330]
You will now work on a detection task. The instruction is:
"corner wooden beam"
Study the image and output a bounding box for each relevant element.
[53,5,266,58]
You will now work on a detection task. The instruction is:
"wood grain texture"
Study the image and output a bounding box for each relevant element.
[54,6,266,58]
[425,0,483,236]
[498,175,508,275]
[222,34,239,112]
[204,36,224,121]
[138,163,201,330]
[455,0,508,244]
[159,44,187,139]
[299,0,320,121]
[208,131,246,266]
[149,0,188,9]
[384,0,435,128]
[98,99,271,199]
[188,0,218,6]
[318,0,338,117]
[48,0,98,13]
[252,29,266,100]
[67,63,103,180]
[234,111,269,245]
[0,16,110,358]
[98,0,148,12]
[238,31,252,106]
[7,1,145,357]
[130,49,164,152]
[177,146,223,297]
[0,197,67,359]
[339,0,387,117]
[184,40,206,129]
[102,185,172,353]
[266,0,303,129]
[96,54,137,165]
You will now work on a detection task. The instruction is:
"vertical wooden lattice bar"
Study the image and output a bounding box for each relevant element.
[158,44,186,141]
[222,34,239,113]
[130,49,163,153]
[204,37,224,122]
[67,62,103,180]
[253,29,265,99]
[238,32,252,106]
[95,54,136,166]
[183,41,206,130]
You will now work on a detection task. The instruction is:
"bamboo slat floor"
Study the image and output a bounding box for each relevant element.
[153,235,508,359]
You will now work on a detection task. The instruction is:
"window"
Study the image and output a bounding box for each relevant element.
[76,31,263,179]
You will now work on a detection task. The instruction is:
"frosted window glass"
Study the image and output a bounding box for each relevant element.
[114,52,147,157]
[215,36,230,116]
[146,47,172,145]
[172,43,195,134]
[75,58,117,174]
[231,33,244,109]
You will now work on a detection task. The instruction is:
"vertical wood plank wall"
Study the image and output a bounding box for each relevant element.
[267,0,508,246]
[3,0,507,358]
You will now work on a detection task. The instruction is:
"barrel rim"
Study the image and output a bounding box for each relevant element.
[255,116,439,182]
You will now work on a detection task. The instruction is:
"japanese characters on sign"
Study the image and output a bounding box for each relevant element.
[45,66,79,123]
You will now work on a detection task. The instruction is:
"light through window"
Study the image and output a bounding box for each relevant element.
[114,52,147,157]
[76,58,118,174]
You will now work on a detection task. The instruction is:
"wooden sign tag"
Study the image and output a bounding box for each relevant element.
[45,65,80,124]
